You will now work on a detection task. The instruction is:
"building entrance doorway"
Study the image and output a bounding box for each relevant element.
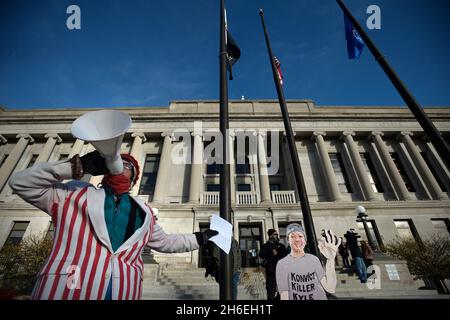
[238,223,263,267]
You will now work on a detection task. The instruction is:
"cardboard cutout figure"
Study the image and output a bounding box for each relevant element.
[275,224,341,300]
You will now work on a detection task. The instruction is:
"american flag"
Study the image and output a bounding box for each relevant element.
[274,56,283,85]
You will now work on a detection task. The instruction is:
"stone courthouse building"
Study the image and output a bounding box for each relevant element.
[0,100,449,269]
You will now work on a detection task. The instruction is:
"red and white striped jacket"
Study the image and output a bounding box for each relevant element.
[9,160,199,300]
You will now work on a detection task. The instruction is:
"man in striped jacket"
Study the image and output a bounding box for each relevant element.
[8,151,217,300]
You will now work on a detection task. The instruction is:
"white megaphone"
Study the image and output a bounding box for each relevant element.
[71,110,132,175]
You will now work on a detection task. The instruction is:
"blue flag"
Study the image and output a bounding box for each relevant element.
[344,14,365,59]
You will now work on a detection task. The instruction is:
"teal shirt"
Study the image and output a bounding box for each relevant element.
[104,188,144,252]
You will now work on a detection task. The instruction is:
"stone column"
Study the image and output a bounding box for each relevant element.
[0,135,7,163]
[68,139,85,158]
[229,131,236,205]
[422,138,450,190]
[130,133,147,159]
[312,132,341,201]
[341,131,376,201]
[0,134,34,191]
[398,132,446,200]
[189,131,203,203]
[257,131,272,203]
[370,132,412,200]
[281,132,296,194]
[129,133,147,196]
[36,134,62,164]
[152,132,173,203]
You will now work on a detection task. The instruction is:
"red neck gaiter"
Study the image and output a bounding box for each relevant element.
[102,174,131,195]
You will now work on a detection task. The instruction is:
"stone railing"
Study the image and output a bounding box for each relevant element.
[271,190,297,204]
[201,192,220,205]
[201,191,259,205]
[236,191,258,205]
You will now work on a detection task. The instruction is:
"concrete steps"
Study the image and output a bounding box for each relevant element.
[141,262,446,300]
[333,266,441,299]
[142,263,256,300]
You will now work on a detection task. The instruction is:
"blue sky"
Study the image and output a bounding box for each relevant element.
[0,0,449,109]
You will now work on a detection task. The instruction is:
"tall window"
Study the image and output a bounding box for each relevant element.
[0,154,8,168]
[329,153,353,193]
[4,222,30,246]
[269,184,281,191]
[206,147,220,174]
[58,153,70,161]
[391,152,415,192]
[139,154,160,196]
[237,184,251,191]
[394,219,420,241]
[394,220,414,240]
[430,218,450,237]
[27,155,38,168]
[420,152,446,192]
[236,155,251,174]
[356,220,383,248]
[206,184,220,192]
[360,153,384,193]
[206,163,220,174]
[235,136,252,175]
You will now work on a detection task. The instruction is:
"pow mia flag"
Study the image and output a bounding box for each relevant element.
[224,9,241,80]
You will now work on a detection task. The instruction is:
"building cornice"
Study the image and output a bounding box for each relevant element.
[1,100,449,125]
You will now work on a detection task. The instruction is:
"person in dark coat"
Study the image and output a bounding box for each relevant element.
[344,230,367,283]
[259,229,288,300]
[203,235,242,300]
[338,238,351,269]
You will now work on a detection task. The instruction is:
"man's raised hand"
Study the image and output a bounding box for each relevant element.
[318,229,341,260]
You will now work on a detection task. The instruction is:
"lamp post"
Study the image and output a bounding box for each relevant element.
[355,205,377,250]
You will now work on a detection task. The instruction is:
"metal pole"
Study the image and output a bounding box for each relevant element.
[219,0,232,300]
[259,9,319,256]
[337,0,450,169]
[361,220,376,251]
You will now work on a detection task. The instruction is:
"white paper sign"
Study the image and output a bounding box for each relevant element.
[385,264,400,281]
[209,214,232,254]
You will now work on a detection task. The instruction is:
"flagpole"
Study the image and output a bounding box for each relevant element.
[258,9,320,257]
[337,0,450,169]
[219,0,232,300]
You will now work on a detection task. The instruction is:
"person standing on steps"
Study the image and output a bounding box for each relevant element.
[259,229,288,300]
